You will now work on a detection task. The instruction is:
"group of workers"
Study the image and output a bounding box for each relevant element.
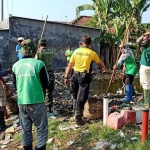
[64,32,150,125]
[0,32,149,150]
[115,31,150,108]
[0,38,54,150]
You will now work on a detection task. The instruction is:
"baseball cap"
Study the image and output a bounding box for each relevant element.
[18,37,24,41]
[20,39,35,56]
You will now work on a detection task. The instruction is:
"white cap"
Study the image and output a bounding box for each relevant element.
[18,37,24,41]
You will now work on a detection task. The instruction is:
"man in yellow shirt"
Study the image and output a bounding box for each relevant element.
[64,36,107,125]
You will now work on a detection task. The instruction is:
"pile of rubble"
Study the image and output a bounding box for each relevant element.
[0,115,21,149]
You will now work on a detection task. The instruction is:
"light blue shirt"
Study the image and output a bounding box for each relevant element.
[16,44,23,60]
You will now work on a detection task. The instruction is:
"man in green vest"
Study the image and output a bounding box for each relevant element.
[35,40,55,113]
[114,43,138,103]
[65,46,74,64]
[12,39,49,150]
[136,32,150,108]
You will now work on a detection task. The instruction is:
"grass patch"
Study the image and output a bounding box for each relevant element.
[12,118,150,150]
[13,132,22,142]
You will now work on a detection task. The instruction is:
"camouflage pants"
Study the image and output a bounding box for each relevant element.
[43,71,55,111]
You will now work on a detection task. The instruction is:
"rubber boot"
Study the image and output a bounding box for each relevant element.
[73,99,77,113]
[122,85,133,103]
[75,109,85,126]
[131,85,136,96]
[35,145,46,150]
[48,104,52,113]
[0,111,7,132]
[143,89,150,108]
[23,144,32,150]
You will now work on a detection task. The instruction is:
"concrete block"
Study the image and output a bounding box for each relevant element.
[121,110,136,125]
[106,112,124,130]
[132,105,150,124]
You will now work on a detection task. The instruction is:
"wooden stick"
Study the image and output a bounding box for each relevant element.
[120,83,125,90]
[40,15,48,39]
[55,79,69,89]
[106,10,135,94]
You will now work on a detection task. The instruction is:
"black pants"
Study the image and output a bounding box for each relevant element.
[123,74,134,85]
[43,71,55,109]
[70,72,90,110]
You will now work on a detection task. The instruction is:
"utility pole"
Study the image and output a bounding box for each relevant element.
[0,0,4,22]
[65,16,67,22]
[12,0,13,15]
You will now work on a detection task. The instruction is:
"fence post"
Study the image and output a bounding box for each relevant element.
[103,96,108,125]
[142,109,149,144]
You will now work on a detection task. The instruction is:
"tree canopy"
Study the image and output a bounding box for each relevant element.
[76,0,150,44]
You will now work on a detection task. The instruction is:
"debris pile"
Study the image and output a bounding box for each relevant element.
[51,99,73,118]
[0,127,14,149]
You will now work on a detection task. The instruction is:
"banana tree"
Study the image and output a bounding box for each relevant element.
[76,0,114,32]
[131,0,150,24]
[76,0,150,43]
[94,18,127,44]
[112,0,132,21]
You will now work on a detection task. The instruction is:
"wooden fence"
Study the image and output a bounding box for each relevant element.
[99,42,119,69]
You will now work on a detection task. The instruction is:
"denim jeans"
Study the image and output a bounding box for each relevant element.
[19,103,48,148]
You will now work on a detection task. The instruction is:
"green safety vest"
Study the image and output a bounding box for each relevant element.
[36,48,53,71]
[12,58,45,104]
[124,57,138,76]
[140,47,150,66]
[65,50,74,61]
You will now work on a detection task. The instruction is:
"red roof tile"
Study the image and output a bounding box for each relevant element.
[68,16,92,26]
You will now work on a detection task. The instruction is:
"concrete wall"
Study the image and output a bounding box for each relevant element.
[0,18,9,29]
[9,16,100,70]
[0,29,9,68]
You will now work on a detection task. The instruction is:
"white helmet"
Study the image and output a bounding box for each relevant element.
[18,37,24,41]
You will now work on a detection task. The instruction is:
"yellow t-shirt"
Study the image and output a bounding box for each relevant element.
[70,47,100,73]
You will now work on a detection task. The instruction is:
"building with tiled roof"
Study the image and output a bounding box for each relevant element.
[68,16,92,26]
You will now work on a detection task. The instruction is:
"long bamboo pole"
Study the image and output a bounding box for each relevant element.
[40,15,48,40]
[106,10,135,94]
